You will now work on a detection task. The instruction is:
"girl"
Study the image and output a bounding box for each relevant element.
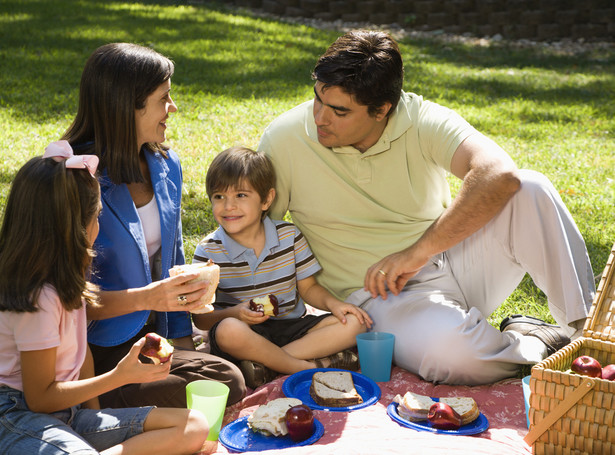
[61,42,244,408]
[0,141,208,455]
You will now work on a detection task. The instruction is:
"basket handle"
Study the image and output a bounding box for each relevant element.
[523,377,596,446]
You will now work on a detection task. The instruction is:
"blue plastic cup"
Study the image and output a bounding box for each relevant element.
[522,375,531,428]
[356,332,395,382]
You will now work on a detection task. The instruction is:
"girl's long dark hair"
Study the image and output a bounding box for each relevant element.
[0,157,100,312]
[62,43,174,184]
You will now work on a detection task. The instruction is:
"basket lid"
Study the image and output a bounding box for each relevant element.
[583,243,615,342]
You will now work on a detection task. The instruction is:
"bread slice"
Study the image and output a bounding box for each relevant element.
[440,396,480,425]
[394,391,436,422]
[310,371,363,407]
[247,397,302,436]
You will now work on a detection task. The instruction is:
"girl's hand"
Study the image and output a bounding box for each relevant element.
[113,338,172,384]
[143,271,212,313]
[328,301,373,329]
[237,302,269,325]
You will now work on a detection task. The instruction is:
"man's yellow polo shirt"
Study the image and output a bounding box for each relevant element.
[259,91,476,300]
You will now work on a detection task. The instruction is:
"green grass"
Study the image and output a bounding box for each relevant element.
[1,0,614,328]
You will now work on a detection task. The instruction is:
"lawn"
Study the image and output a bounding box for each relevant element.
[1,0,614,326]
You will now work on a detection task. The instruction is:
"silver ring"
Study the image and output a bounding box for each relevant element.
[378,269,387,277]
[177,295,187,303]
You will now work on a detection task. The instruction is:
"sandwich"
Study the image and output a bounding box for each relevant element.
[310,371,363,407]
[168,260,220,313]
[393,391,436,421]
[247,398,302,436]
[393,391,480,426]
[440,396,480,426]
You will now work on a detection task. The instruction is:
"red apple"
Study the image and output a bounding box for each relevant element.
[249,294,279,316]
[571,355,602,378]
[602,364,615,381]
[427,402,462,430]
[285,404,314,442]
[140,332,173,365]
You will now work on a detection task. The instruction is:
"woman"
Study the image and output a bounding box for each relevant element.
[62,42,245,408]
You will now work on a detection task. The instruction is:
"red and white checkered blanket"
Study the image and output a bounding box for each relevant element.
[205,366,532,454]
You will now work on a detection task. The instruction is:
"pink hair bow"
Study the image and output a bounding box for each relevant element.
[43,140,99,176]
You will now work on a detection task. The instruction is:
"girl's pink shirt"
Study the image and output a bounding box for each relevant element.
[0,284,87,391]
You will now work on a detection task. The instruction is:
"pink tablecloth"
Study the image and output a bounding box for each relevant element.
[203,366,532,455]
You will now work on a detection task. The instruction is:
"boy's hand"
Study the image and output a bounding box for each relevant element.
[114,338,172,385]
[328,301,373,329]
[237,302,269,325]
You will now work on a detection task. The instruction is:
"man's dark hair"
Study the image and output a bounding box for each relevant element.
[312,30,404,117]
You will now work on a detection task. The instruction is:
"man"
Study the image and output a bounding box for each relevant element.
[258,30,595,385]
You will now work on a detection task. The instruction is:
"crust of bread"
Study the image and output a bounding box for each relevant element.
[310,371,363,407]
[439,397,480,425]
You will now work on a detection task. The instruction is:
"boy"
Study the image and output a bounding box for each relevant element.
[192,146,372,389]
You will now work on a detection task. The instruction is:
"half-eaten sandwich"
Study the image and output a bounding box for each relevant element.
[310,371,363,407]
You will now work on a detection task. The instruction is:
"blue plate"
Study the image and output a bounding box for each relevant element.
[218,416,324,453]
[283,368,381,412]
[387,402,489,435]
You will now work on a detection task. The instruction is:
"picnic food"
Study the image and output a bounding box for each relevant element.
[427,402,462,430]
[285,404,315,442]
[602,364,615,381]
[393,392,480,426]
[439,397,480,425]
[140,332,173,364]
[571,355,602,378]
[309,371,363,407]
[168,260,219,313]
[394,391,436,421]
[247,398,302,436]
[249,294,279,316]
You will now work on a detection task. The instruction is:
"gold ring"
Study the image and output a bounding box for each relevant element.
[378,269,387,277]
[177,295,187,303]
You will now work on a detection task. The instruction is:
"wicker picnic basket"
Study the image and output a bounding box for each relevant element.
[524,243,615,455]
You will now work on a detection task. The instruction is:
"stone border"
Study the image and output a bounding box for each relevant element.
[226,0,614,43]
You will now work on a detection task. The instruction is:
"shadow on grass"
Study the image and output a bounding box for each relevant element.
[0,0,333,123]
[1,0,613,126]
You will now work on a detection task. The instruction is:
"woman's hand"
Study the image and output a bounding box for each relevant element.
[90,270,214,320]
[143,271,212,312]
[113,338,172,384]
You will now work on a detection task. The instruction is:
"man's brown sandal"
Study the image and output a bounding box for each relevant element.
[313,349,360,371]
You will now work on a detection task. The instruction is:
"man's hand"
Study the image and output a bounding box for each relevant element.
[364,246,429,300]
